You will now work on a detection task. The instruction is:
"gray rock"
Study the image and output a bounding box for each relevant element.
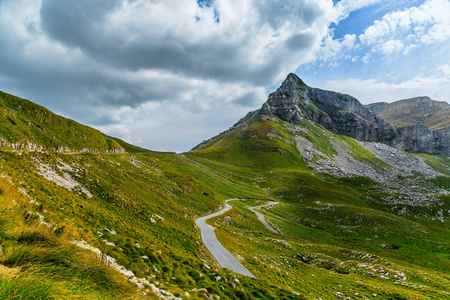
[256,73,449,155]
[397,125,450,156]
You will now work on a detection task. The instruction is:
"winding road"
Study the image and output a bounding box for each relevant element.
[195,199,278,277]
[249,202,278,233]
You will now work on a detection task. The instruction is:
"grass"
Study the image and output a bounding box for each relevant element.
[190,114,450,298]
[192,116,308,171]
[0,272,66,300]
[412,152,450,175]
[211,197,450,299]
[0,91,449,299]
[372,98,450,132]
[0,91,129,152]
[0,176,152,299]
[0,148,307,299]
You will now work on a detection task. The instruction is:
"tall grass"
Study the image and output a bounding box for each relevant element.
[0,271,66,300]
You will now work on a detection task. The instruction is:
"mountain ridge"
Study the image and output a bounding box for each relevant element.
[235,73,449,155]
[366,96,450,132]
[0,86,449,299]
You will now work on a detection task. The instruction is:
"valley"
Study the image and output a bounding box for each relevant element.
[0,75,449,299]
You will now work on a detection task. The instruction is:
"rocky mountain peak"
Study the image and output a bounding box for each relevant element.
[407,96,450,110]
[245,73,450,155]
[277,73,308,92]
[256,73,400,145]
[368,96,450,130]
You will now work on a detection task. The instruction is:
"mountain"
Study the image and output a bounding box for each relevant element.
[1,86,449,300]
[0,91,299,299]
[367,97,450,155]
[196,73,449,180]
[194,100,448,182]
[234,73,401,145]
[191,75,450,298]
[366,97,450,131]
[234,74,450,155]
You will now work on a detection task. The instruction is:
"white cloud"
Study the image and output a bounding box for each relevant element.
[1,0,448,152]
[323,75,450,104]
[334,0,384,21]
[358,0,450,53]
[342,34,357,48]
[315,33,357,63]
[0,0,338,151]
[314,0,450,67]
[380,39,404,55]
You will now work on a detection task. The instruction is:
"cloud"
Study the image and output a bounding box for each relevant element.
[380,39,404,55]
[0,0,338,151]
[37,0,334,85]
[358,0,450,56]
[1,0,447,152]
[323,74,450,104]
[312,0,450,66]
[317,33,357,63]
[335,0,384,21]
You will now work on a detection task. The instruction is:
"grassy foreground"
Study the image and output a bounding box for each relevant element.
[0,92,449,299]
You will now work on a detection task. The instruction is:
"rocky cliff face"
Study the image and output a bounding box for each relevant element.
[396,125,450,155]
[252,73,449,156]
[367,96,450,156]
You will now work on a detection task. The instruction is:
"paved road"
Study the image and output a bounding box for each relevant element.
[248,202,278,233]
[195,199,278,278]
[195,199,255,277]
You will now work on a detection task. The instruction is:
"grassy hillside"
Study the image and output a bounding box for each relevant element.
[0,174,151,300]
[190,114,450,299]
[0,91,126,152]
[192,115,308,170]
[1,92,449,299]
[0,148,303,299]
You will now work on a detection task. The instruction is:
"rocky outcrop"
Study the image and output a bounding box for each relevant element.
[365,102,389,112]
[365,96,450,155]
[0,138,125,154]
[397,125,450,155]
[253,73,449,155]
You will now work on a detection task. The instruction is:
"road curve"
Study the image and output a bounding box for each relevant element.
[195,199,255,277]
[195,199,278,277]
[248,202,278,233]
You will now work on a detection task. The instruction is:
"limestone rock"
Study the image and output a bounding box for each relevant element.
[255,73,449,155]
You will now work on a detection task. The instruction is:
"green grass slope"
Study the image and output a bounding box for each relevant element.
[0,149,305,299]
[192,115,308,170]
[0,93,303,299]
[189,114,450,299]
[0,91,128,152]
[1,92,449,299]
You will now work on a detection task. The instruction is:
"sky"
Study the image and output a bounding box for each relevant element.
[0,0,449,152]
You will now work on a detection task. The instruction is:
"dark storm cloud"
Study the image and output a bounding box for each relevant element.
[40,0,121,50]
[286,33,315,50]
[232,92,260,107]
[36,0,331,87]
[0,0,335,150]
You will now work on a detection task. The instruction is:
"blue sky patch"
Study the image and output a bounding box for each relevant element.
[197,0,213,8]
